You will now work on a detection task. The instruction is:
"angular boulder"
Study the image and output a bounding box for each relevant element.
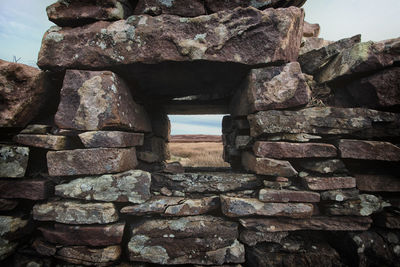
[55,70,151,132]
[258,189,320,203]
[134,0,205,17]
[14,134,76,150]
[302,176,356,191]
[220,195,313,218]
[33,201,119,224]
[128,216,244,265]
[338,139,400,161]
[38,7,304,68]
[0,146,29,178]
[241,152,298,177]
[0,179,53,200]
[55,170,151,203]
[47,148,137,176]
[78,131,144,148]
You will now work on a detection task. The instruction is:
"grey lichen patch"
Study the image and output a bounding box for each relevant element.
[158,0,174,8]
[128,234,170,264]
[110,1,125,20]
[0,216,28,236]
[45,28,64,43]
[0,146,29,178]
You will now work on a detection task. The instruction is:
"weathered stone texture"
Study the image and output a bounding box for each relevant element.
[33,201,119,224]
[303,21,320,37]
[355,174,400,192]
[128,216,244,265]
[299,159,347,174]
[323,194,388,216]
[302,176,356,191]
[55,245,121,266]
[47,0,133,26]
[137,136,170,163]
[258,189,320,203]
[55,170,151,203]
[0,179,52,200]
[205,0,307,13]
[239,230,289,246]
[338,139,400,161]
[39,222,125,246]
[299,37,333,55]
[253,141,337,159]
[320,189,360,202]
[79,131,144,148]
[38,7,304,68]
[134,0,205,17]
[55,70,151,132]
[241,152,298,177]
[14,134,75,150]
[0,146,29,178]
[220,195,313,218]
[47,148,137,176]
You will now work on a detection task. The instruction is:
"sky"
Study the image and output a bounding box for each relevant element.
[1,0,399,135]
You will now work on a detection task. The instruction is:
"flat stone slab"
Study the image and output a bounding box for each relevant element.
[33,201,119,224]
[239,230,289,246]
[253,141,337,159]
[14,134,76,150]
[38,7,304,69]
[55,70,151,132]
[205,0,307,13]
[241,152,298,177]
[39,222,125,246]
[128,216,244,265]
[0,146,29,178]
[239,216,372,232]
[338,139,400,161]
[55,170,151,203]
[134,0,205,17]
[302,176,356,191]
[47,148,137,176]
[152,172,261,193]
[320,189,360,202]
[78,131,144,148]
[220,195,313,218]
[248,107,400,138]
[299,159,347,174]
[258,189,320,203]
[0,179,53,200]
[121,196,219,216]
[55,245,121,266]
[355,174,400,192]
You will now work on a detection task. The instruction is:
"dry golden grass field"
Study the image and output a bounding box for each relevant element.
[168,142,230,167]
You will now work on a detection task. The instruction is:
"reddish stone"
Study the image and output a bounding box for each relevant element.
[39,222,125,246]
[239,216,372,232]
[302,176,356,191]
[355,174,400,192]
[300,37,333,55]
[303,21,320,37]
[134,0,205,17]
[78,131,144,148]
[338,139,400,161]
[55,70,151,132]
[253,141,337,159]
[56,246,121,266]
[205,0,307,13]
[258,189,320,203]
[242,152,298,177]
[14,134,77,150]
[0,179,53,200]
[47,148,137,176]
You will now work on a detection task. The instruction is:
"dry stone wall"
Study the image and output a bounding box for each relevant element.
[0,0,399,266]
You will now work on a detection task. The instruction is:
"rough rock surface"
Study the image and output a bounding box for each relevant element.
[355,174,400,192]
[38,7,304,68]
[320,189,360,202]
[33,201,119,224]
[239,230,289,246]
[0,146,29,178]
[299,37,333,55]
[79,131,144,148]
[258,189,320,203]
[323,194,388,216]
[55,245,121,266]
[248,107,400,138]
[346,67,400,108]
[152,172,261,193]
[299,159,347,174]
[14,134,76,150]
[240,216,372,232]
[55,170,151,203]
[241,152,298,177]
[302,176,356,191]
[55,70,151,132]
[121,196,219,216]
[137,136,170,163]
[303,21,320,37]
[128,216,244,265]
[298,35,361,74]
[220,195,313,218]
[47,0,133,27]
[338,139,400,161]
[0,215,29,260]
[47,147,137,176]
[0,179,52,200]
[0,60,48,127]
[205,0,307,13]
[39,223,125,246]
[253,141,337,159]
[134,0,205,17]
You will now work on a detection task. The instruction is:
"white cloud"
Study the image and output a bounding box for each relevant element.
[171,122,222,135]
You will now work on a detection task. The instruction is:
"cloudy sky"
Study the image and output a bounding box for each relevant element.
[1,0,399,135]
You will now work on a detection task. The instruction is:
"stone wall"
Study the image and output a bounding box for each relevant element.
[0,0,399,266]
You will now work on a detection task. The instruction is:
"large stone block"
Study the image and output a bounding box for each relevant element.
[55,70,151,132]
[134,0,205,17]
[220,195,313,218]
[302,176,356,191]
[241,152,298,177]
[47,148,137,176]
[253,141,337,159]
[47,0,133,27]
[33,201,119,224]
[248,107,400,138]
[0,146,29,178]
[338,139,400,161]
[355,174,400,192]
[38,7,304,68]
[0,179,53,200]
[55,170,151,203]
[78,131,144,148]
[258,189,320,203]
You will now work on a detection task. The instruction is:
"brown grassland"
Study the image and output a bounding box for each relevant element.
[168,142,230,167]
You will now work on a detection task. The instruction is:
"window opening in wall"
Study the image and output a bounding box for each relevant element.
[168,115,230,168]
